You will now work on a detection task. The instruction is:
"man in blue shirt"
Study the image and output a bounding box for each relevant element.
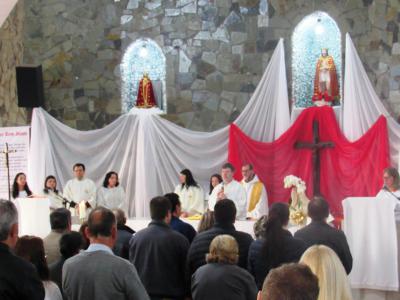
[164,193,196,243]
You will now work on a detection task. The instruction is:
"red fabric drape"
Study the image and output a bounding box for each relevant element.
[228,106,389,218]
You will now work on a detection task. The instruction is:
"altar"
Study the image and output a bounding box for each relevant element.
[343,197,400,299]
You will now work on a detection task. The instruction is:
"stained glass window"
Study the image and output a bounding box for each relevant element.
[121,38,166,112]
[292,11,342,107]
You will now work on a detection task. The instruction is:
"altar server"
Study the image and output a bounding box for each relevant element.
[241,164,268,219]
[63,163,96,220]
[174,169,204,216]
[208,163,247,220]
[97,171,126,210]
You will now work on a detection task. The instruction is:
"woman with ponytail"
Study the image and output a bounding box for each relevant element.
[247,202,307,289]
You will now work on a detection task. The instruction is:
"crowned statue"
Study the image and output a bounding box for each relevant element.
[135,72,157,108]
[312,48,340,106]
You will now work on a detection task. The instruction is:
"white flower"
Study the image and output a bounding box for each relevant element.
[283,175,307,194]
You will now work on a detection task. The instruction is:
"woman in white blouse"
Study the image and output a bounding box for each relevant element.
[174,169,204,217]
[44,175,64,210]
[12,172,33,199]
[97,171,126,210]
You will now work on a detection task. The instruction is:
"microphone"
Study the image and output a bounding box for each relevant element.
[44,189,77,208]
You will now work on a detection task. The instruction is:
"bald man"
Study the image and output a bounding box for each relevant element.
[63,207,149,300]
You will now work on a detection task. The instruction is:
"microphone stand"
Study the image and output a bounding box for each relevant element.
[44,189,77,208]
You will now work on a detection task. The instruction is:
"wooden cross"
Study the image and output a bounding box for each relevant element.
[294,120,334,196]
[1,143,17,201]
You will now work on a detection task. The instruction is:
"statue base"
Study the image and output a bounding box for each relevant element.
[314,99,332,107]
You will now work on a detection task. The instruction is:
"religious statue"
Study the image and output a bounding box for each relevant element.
[312,48,340,106]
[135,73,157,108]
[284,175,310,227]
[284,175,335,227]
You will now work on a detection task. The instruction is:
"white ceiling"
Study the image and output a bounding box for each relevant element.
[0,0,18,28]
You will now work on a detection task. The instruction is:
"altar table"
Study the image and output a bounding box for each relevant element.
[343,197,400,300]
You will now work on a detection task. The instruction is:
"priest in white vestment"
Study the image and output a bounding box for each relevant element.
[241,164,268,219]
[376,167,400,221]
[63,163,97,220]
[208,163,247,220]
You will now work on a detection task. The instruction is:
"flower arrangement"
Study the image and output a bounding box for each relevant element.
[283,175,307,194]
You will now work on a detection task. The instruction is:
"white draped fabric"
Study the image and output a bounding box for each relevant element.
[235,38,290,141]
[342,33,400,166]
[28,39,290,217]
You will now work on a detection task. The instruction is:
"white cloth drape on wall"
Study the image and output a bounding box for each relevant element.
[28,39,291,217]
[342,33,400,167]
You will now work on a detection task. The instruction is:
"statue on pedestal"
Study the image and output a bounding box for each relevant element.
[136,73,157,108]
[312,48,340,106]
[284,175,309,227]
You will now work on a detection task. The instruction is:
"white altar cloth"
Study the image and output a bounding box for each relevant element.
[343,197,399,291]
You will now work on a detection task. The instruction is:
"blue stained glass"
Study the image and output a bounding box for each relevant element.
[121,38,166,112]
[292,11,342,107]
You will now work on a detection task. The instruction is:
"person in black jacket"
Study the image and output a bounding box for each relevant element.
[294,196,353,274]
[191,234,257,300]
[113,208,135,258]
[49,231,84,295]
[0,199,45,300]
[247,202,307,289]
[164,193,196,243]
[129,196,190,300]
[187,198,253,277]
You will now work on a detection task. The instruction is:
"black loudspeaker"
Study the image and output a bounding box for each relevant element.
[16,65,44,108]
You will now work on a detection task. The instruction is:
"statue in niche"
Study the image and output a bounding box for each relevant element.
[135,73,157,108]
[312,48,340,106]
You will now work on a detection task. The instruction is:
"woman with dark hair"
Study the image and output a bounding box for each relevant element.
[44,175,64,210]
[15,236,63,300]
[377,167,400,221]
[247,202,307,289]
[96,171,126,210]
[12,172,33,199]
[174,169,204,217]
[208,174,222,195]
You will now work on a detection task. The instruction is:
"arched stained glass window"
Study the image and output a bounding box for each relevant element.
[121,38,167,112]
[292,11,342,107]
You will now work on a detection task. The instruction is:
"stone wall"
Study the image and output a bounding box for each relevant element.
[20,0,400,130]
[0,1,27,127]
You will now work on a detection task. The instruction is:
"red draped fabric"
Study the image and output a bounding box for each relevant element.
[228,106,389,218]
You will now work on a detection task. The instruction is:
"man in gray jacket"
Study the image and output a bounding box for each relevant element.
[63,207,149,300]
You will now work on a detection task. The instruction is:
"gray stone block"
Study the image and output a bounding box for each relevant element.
[206,72,223,93]
[197,60,217,78]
